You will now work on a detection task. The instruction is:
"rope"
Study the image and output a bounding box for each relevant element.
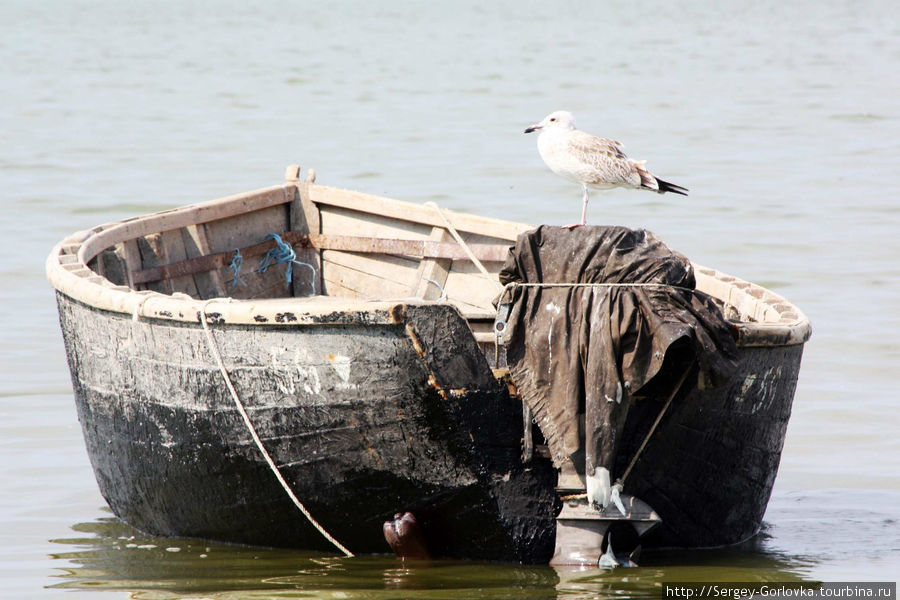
[256,233,318,295]
[616,361,694,487]
[493,281,695,363]
[495,281,694,307]
[197,300,353,557]
[422,277,448,301]
[131,293,153,322]
[497,282,696,507]
[424,202,502,292]
[257,233,298,282]
[228,249,248,288]
[557,361,695,506]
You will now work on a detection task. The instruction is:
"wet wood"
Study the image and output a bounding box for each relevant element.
[47,171,812,559]
[183,223,225,299]
[56,293,558,561]
[131,232,511,286]
[159,229,200,297]
[289,180,321,298]
[413,227,454,300]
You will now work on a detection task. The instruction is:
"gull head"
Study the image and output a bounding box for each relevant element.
[524,110,577,134]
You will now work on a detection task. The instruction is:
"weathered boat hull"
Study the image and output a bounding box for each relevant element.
[47,168,811,559]
[615,343,804,547]
[57,294,558,561]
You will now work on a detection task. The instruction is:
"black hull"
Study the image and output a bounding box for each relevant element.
[57,293,805,556]
[617,344,804,547]
[57,293,559,562]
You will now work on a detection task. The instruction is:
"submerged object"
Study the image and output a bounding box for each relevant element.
[46,165,810,560]
[552,492,660,566]
[597,534,619,569]
[383,512,431,560]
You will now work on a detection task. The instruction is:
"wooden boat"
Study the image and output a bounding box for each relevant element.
[47,165,811,562]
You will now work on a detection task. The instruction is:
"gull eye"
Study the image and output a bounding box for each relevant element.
[549,117,556,122]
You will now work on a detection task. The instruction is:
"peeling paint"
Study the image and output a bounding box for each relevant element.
[735,365,783,415]
[296,365,322,396]
[327,353,353,387]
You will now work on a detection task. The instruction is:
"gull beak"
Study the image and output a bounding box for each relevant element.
[524,124,541,134]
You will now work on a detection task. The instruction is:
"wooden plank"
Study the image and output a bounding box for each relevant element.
[413,227,454,300]
[322,275,362,300]
[202,204,290,255]
[201,204,291,299]
[95,248,128,286]
[322,249,419,291]
[119,240,143,290]
[309,185,532,241]
[137,233,171,294]
[322,261,411,300]
[442,266,502,313]
[319,205,435,241]
[288,174,322,297]
[311,234,510,261]
[182,223,225,299]
[448,297,497,319]
[78,185,293,265]
[132,232,511,285]
[160,229,200,298]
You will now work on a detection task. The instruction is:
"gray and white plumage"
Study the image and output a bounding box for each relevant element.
[524,111,687,225]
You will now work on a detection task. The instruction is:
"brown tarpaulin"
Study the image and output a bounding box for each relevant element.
[499,226,738,480]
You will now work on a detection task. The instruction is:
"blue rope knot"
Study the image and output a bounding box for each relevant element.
[257,233,298,282]
[228,249,248,287]
[255,233,318,295]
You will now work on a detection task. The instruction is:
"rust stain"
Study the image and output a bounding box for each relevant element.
[405,324,427,358]
[492,369,520,399]
[426,374,449,400]
[389,304,406,324]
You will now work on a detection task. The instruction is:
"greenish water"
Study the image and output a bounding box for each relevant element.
[44,490,900,599]
[2,0,899,597]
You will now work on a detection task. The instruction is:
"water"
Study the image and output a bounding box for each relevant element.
[2,0,899,597]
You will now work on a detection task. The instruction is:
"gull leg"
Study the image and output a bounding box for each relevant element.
[581,185,589,226]
[564,185,590,229]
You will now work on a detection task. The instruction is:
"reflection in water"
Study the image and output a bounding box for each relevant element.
[48,511,818,600]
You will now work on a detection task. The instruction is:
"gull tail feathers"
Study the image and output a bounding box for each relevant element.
[632,159,688,196]
[655,177,689,196]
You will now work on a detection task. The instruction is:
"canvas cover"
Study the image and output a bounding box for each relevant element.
[498,225,738,479]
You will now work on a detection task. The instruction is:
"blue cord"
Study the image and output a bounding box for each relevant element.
[257,233,299,283]
[228,249,247,287]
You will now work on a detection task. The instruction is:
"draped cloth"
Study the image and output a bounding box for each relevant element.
[498,226,738,479]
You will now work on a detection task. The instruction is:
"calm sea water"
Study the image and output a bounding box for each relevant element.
[2,1,899,597]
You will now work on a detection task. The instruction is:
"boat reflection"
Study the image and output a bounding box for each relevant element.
[48,514,817,600]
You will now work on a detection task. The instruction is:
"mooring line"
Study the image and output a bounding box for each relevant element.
[197,300,354,557]
[425,201,502,294]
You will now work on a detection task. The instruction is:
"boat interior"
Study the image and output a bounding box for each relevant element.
[77,166,809,360]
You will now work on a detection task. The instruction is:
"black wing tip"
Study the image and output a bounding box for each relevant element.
[656,178,689,196]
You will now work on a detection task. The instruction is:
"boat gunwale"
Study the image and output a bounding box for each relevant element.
[45,171,811,347]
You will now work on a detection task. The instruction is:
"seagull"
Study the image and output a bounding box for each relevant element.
[524,110,688,226]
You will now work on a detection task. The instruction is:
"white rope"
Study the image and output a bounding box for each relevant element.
[197,300,354,557]
[493,281,696,369]
[496,281,694,307]
[425,202,502,292]
[131,293,153,322]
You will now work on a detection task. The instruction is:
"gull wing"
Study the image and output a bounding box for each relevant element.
[565,131,643,188]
